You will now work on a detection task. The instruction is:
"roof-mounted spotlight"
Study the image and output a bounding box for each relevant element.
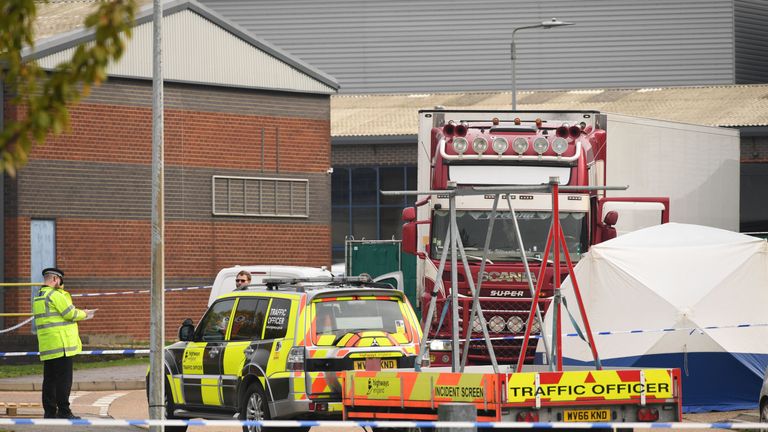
[452,137,468,155]
[533,137,549,154]
[492,137,509,155]
[472,137,489,154]
[552,137,568,155]
[512,137,528,154]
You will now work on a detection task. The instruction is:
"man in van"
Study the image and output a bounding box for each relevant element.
[235,271,251,290]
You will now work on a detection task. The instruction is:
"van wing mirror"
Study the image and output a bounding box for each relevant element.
[179,318,195,341]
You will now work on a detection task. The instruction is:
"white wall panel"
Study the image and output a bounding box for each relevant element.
[37,9,336,94]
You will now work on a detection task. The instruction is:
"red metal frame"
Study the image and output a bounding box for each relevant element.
[517,181,602,372]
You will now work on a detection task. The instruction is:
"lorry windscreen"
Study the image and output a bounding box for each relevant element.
[430,210,588,262]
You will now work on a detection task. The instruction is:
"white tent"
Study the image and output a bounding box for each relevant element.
[537,223,768,412]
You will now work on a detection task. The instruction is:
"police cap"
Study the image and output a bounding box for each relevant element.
[42,267,64,279]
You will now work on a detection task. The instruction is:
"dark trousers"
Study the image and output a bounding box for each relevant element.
[42,355,73,417]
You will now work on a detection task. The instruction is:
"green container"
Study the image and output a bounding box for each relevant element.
[345,240,419,315]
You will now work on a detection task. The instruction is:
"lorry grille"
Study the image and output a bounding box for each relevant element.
[426,297,552,365]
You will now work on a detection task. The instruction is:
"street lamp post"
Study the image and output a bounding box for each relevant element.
[511,18,574,110]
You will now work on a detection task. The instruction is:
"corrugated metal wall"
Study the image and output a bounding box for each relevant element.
[201,0,738,94]
[735,0,768,84]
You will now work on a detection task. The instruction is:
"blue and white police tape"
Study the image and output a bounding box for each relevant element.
[0,285,211,333]
[3,321,768,357]
[0,349,149,357]
[0,419,764,429]
[72,285,211,298]
[463,322,768,342]
[0,317,33,335]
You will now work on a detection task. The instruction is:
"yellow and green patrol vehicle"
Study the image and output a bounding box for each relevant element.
[156,275,422,432]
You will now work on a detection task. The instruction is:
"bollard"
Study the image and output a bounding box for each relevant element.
[437,403,476,432]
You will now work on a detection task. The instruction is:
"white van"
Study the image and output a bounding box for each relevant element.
[207,265,334,306]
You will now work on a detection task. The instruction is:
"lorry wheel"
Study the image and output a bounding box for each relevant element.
[761,399,768,422]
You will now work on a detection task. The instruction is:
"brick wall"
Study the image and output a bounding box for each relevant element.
[742,135,768,162]
[332,143,417,167]
[3,79,332,342]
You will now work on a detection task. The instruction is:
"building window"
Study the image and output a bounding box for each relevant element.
[331,166,416,260]
[212,175,308,217]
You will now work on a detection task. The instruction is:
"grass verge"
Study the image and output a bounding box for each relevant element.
[0,356,148,379]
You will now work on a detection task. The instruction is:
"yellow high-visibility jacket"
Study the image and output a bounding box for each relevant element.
[32,285,86,361]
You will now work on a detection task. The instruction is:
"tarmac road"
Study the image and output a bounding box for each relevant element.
[0,364,760,431]
[0,388,759,432]
[0,388,363,432]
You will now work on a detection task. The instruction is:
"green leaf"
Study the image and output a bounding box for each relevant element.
[0,0,136,175]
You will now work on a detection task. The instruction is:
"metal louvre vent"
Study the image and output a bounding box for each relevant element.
[212,175,309,218]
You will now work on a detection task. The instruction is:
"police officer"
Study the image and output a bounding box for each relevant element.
[32,267,95,419]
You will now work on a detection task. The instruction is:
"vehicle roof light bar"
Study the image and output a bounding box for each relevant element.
[440,137,582,162]
[262,275,375,291]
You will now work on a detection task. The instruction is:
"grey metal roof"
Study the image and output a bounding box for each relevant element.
[26,0,339,94]
[331,85,768,137]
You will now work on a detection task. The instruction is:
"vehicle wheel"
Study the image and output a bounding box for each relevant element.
[761,399,768,423]
[146,374,188,432]
[239,382,300,432]
[239,382,267,432]
[164,380,188,432]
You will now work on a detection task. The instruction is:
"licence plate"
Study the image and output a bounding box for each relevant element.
[353,359,397,370]
[563,409,611,422]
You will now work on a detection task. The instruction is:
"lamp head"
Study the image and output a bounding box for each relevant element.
[541,18,573,28]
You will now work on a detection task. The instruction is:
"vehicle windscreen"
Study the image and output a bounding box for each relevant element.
[430,209,588,262]
[311,296,413,346]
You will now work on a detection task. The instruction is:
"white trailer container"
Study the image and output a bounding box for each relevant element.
[598,113,740,233]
